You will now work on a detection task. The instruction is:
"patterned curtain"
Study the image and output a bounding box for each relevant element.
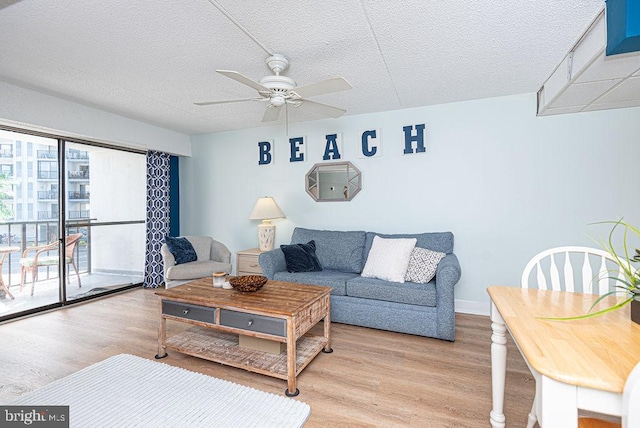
[143,151,171,288]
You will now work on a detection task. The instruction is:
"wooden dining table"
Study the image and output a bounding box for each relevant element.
[488,285,640,428]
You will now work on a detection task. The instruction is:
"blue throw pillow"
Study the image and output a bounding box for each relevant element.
[165,236,197,265]
[280,240,322,273]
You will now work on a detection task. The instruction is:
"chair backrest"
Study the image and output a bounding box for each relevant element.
[521,246,626,295]
[65,233,83,260]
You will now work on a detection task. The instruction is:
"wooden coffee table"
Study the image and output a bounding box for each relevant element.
[155,278,332,396]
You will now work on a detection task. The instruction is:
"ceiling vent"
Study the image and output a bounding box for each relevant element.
[537,0,640,116]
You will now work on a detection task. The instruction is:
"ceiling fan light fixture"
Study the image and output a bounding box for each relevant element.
[271,95,286,107]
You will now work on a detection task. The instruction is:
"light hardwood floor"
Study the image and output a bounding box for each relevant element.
[0,287,534,427]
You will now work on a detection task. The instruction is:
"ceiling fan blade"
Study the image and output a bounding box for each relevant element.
[216,70,270,93]
[262,105,282,122]
[194,97,262,106]
[298,99,346,118]
[292,77,352,99]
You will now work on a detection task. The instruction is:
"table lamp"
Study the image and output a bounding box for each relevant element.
[248,197,286,251]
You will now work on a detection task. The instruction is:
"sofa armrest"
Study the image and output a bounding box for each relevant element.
[211,239,232,264]
[435,253,462,341]
[258,249,287,279]
[436,254,461,289]
[160,243,176,278]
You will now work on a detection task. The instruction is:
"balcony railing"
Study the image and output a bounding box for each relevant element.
[68,210,90,219]
[66,150,89,160]
[68,191,90,200]
[38,171,58,179]
[38,212,59,220]
[37,150,57,159]
[68,170,89,179]
[37,191,58,200]
[0,150,13,158]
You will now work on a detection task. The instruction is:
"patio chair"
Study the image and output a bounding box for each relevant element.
[19,233,83,296]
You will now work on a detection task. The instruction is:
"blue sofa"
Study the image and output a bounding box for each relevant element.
[258,227,462,341]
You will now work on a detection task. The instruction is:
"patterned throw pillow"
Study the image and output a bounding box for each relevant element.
[165,236,198,265]
[405,247,446,284]
[361,236,417,283]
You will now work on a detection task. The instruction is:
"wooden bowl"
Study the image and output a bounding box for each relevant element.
[229,275,267,292]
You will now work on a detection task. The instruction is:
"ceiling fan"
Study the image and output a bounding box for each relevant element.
[195,54,352,123]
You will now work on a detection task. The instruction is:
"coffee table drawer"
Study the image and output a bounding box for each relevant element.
[220,309,286,337]
[163,301,216,324]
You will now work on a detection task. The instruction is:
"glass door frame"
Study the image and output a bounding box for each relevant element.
[0,125,146,323]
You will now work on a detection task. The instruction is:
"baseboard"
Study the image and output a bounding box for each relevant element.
[455,299,489,316]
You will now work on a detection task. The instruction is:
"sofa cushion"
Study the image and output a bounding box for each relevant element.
[405,247,446,284]
[361,236,416,283]
[165,237,197,265]
[273,270,358,296]
[364,232,454,266]
[346,276,437,307]
[291,228,366,273]
[280,240,322,273]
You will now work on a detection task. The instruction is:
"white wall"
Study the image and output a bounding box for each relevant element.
[0,81,190,155]
[183,93,640,310]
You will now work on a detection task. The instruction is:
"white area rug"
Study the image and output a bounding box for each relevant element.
[10,354,310,427]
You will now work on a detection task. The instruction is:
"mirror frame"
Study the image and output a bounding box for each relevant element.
[305,161,362,202]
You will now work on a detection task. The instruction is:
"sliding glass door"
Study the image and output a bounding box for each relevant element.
[0,130,61,314]
[64,142,145,301]
[0,128,145,320]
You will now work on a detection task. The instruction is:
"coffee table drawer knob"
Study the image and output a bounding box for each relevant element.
[247,320,254,327]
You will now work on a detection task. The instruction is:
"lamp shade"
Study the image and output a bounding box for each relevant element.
[248,197,286,220]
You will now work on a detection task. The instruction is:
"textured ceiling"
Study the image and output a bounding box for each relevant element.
[0,0,605,135]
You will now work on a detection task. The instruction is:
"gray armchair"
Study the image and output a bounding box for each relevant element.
[161,236,232,288]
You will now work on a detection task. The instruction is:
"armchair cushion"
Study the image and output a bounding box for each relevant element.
[280,240,322,273]
[165,237,197,265]
[166,261,231,280]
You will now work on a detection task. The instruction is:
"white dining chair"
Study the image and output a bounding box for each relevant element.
[520,246,626,428]
[578,360,640,428]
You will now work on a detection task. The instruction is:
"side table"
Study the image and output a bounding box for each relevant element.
[236,248,263,276]
[0,246,20,300]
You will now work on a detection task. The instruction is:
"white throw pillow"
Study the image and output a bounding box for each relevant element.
[404,247,446,284]
[361,236,417,283]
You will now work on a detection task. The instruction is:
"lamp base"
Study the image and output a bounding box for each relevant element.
[257,221,276,252]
